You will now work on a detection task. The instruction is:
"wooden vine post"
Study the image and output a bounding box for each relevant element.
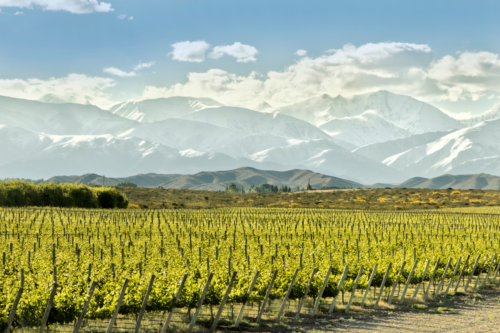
[235,271,259,327]
[423,259,441,301]
[435,258,452,298]
[374,262,391,309]
[312,266,332,316]
[454,255,470,292]
[188,273,214,333]
[388,261,406,304]
[276,269,299,323]
[345,265,364,313]
[481,253,496,289]
[106,279,129,333]
[296,268,317,319]
[361,264,378,308]
[256,270,277,323]
[73,281,97,333]
[472,256,488,292]
[3,269,24,333]
[134,275,155,333]
[412,259,430,298]
[444,256,462,296]
[400,260,418,304]
[38,282,58,333]
[162,274,188,333]
[329,266,348,313]
[210,271,237,332]
[464,255,481,292]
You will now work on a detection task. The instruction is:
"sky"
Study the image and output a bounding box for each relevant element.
[1,0,500,116]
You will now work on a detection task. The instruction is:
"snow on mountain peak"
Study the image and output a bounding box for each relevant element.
[111,96,223,123]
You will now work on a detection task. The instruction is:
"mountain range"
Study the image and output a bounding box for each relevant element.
[1,90,500,184]
[44,168,500,191]
[45,167,361,191]
[372,173,500,190]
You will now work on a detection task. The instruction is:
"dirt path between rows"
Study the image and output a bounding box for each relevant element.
[296,289,500,332]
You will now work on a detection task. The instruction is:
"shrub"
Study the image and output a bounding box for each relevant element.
[0,180,128,209]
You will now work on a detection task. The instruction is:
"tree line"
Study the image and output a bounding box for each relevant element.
[0,180,129,208]
[225,183,293,193]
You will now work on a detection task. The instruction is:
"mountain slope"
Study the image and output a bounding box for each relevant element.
[278,90,464,134]
[181,106,332,141]
[110,96,222,123]
[459,104,500,126]
[319,110,411,146]
[47,173,181,187]
[383,119,500,178]
[353,131,452,162]
[160,167,361,190]
[249,139,408,183]
[0,95,136,135]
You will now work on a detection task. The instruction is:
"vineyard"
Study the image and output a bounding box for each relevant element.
[1,207,500,332]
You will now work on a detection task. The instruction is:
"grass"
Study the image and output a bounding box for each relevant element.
[410,304,428,310]
[116,187,500,210]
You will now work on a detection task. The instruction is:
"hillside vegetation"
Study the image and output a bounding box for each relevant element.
[117,187,500,210]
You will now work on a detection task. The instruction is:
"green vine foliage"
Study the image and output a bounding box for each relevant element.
[0,207,498,331]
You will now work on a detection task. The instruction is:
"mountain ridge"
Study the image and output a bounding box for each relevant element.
[44,167,362,191]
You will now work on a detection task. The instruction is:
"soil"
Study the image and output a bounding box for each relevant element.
[217,287,500,333]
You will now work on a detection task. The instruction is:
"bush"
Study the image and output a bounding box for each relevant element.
[116,181,137,187]
[0,180,128,208]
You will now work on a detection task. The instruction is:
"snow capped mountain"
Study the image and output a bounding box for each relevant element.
[180,106,332,141]
[319,110,412,147]
[110,96,222,123]
[3,90,498,183]
[383,119,500,178]
[277,94,341,125]
[0,95,135,135]
[0,129,285,179]
[278,90,464,134]
[459,103,500,127]
[353,131,452,162]
[249,139,408,183]
[38,94,68,104]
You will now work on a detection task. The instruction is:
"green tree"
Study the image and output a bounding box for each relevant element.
[225,183,238,193]
[117,181,137,187]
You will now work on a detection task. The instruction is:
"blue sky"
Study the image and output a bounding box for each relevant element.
[1,0,500,115]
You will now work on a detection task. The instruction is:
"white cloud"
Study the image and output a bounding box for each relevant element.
[117,13,132,20]
[144,42,437,107]
[103,67,136,77]
[208,42,258,63]
[295,49,307,56]
[133,61,155,71]
[0,0,113,14]
[14,10,22,14]
[142,42,500,109]
[170,40,210,63]
[428,51,500,101]
[0,73,116,108]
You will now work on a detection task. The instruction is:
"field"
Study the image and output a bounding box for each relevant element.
[118,187,500,210]
[1,207,500,332]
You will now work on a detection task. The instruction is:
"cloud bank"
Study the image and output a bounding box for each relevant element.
[144,42,500,108]
[0,74,115,108]
[0,0,113,14]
